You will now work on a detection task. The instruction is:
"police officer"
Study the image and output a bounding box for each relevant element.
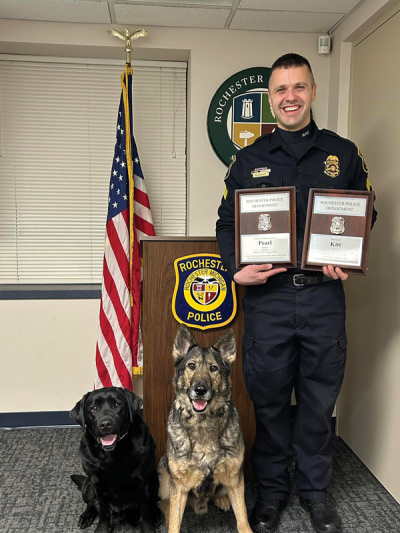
[216,54,377,533]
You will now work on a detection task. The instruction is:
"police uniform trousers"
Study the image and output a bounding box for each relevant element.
[241,277,347,501]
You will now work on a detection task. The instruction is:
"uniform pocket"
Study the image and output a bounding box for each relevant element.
[243,174,283,189]
[242,331,255,397]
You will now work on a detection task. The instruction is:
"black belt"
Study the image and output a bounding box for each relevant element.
[272,273,333,287]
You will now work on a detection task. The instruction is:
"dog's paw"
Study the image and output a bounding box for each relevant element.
[78,508,96,529]
[214,493,231,512]
[193,498,208,515]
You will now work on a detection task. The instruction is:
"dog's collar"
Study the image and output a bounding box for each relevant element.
[117,430,129,441]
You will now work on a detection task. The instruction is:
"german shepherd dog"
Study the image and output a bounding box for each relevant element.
[158,325,252,533]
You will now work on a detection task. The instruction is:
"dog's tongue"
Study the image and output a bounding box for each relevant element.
[99,434,117,446]
[193,400,207,411]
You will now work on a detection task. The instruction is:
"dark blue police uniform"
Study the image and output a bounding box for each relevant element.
[216,121,377,502]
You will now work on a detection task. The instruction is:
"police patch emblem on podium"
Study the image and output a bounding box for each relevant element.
[172,253,237,330]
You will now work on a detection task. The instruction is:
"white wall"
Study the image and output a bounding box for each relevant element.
[327,0,400,503]
[327,0,398,134]
[338,4,400,505]
[0,299,99,412]
[0,21,330,413]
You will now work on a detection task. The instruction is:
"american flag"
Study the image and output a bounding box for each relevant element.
[95,67,155,390]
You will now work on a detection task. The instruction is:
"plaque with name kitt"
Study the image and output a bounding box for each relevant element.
[235,186,297,269]
[301,188,374,275]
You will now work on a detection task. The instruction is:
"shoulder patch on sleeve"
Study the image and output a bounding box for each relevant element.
[224,155,236,181]
[357,146,369,173]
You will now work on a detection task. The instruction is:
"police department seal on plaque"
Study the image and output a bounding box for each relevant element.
[258,213,272,231]
[330,216,345,235]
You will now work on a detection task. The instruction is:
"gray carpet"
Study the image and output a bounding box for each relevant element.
[0,428,399,532]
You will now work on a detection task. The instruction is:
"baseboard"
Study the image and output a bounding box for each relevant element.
[0,408,336,433]
[0,411,79,429]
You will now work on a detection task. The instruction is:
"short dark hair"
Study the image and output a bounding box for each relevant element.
[269,53,315,86]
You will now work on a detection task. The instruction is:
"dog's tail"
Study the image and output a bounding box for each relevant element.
[70,474,87,491]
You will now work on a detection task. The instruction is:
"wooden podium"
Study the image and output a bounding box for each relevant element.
[142,237,255,478]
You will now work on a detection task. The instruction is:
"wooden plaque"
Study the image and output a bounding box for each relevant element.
[235,186,297,269]
[301,188,374,275]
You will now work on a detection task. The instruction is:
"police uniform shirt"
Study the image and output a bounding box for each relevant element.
[216,120,377,278]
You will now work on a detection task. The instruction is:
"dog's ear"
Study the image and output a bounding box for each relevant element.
[172,324,196,364]
[70,392,90,429]
[123,389,143,423]
[172,324,197,365]
[214,329,236,367]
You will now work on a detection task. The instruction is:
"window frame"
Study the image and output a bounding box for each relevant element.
[0,55,188,296]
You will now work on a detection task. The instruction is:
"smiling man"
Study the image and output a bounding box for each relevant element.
[216,54,377,533]
[268,60,316,132]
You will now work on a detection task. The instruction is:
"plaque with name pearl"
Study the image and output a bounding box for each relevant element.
[235,186,297,269]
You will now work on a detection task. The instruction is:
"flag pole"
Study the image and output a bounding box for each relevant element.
[107,27,149,305]
[95,28,153,389]
[103,27,150,382]
[107,27,149,66]
[107,28,149,306]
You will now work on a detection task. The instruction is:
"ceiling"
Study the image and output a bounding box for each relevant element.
[0,0,365,33]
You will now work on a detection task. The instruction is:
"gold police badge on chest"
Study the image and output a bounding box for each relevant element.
[324,155,340,178]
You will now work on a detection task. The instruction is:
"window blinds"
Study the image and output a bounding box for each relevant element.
[0,60,187,284]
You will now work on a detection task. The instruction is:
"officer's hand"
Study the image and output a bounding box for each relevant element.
[322,265,349,281]
[233,264,287,285]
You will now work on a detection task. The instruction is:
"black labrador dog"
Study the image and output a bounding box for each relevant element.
[70,387,161,533]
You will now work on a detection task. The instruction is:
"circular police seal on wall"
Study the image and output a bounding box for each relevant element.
[207,67,276,166]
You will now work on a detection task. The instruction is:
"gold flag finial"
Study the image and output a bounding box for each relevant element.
[107,28,149,65]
